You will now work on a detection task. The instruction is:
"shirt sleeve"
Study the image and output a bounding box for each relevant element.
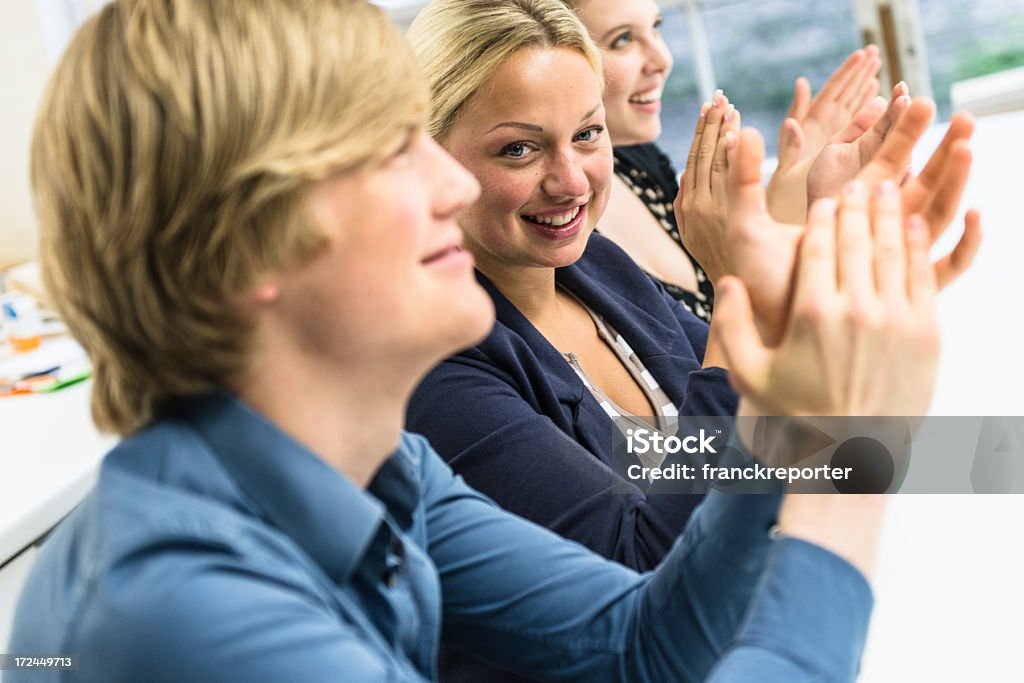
[413,434,776,681]
[706,537,874,682]
[416,437,872,682]
[408,354,707,572]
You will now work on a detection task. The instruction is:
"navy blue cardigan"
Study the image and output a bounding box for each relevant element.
[408,233,738,572]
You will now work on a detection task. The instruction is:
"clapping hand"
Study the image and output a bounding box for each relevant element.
[673,90,742,284]
[718,180,941,418]
[767,46,882,222]
[724,100,980,346]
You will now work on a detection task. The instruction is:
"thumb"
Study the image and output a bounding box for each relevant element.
[776,117,805,171]
[728,128,768,225]
[714,276,770,400]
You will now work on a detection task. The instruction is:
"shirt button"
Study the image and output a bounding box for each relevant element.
[382,537,405,588]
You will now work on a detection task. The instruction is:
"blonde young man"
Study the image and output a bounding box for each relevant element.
[9,1,967,681]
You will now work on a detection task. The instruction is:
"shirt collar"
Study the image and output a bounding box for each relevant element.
[181,391,390,585]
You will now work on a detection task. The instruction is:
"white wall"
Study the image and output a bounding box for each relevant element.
[0,1,51,266]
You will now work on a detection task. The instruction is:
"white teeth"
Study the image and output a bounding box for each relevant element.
[629,87,662,104]
[525,206,581,227]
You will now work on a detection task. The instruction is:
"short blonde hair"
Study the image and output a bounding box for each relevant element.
[407,0,602,141]
[32,0,424,435]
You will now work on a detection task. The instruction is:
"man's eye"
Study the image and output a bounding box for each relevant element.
[611,31,632,49]
[392,140,412,158]
[386,128,417,163]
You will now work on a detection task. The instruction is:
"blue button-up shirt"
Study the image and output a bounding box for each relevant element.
[8,393,872,681]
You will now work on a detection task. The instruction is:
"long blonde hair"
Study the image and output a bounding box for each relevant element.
[407,0,602,141]
[33,0,424,434]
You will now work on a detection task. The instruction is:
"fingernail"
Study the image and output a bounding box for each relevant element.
[725,104,735,122]
[713,89,724,106]
[878,180,897,197]
[726,131,737,150]
[845,179,866,198]
[717,279,731,298]
[699,102,711,118]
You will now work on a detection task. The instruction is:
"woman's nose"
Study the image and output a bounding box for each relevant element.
[541,149,589,200]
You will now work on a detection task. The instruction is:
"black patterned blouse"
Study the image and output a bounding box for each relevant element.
[611,143,715,323]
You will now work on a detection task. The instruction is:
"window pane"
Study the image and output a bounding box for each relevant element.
[658,0,861,165]
[918,0,1024,119]
[657,5,704,169]
[701,0,861,158]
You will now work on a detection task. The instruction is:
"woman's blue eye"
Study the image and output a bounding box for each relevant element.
[653,17,663,32]
[611,31,632,49]
[502,143,528,158]
[576,126,604,143]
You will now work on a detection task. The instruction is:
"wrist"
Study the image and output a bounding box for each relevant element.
[701,319,730,370]
[777,493,888,581]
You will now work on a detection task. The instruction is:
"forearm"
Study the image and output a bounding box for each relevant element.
[423,428,783,683]
[735,398,889,580]
[614,490,782,681]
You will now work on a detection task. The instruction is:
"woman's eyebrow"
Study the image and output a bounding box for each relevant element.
[484,106,599,135]
[486,121,544,134]
[600,23,631,41]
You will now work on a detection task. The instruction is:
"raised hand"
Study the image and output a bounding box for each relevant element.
[782,45,882,164]
[673,90,741,284]
[827,97,982,288]
[801,82,911,215]
[767,47,882,225]
[725,116,979,347]
[720,129,804,346]
[769,82,907,225]
[717,180,941,418]
[716,180,944,582]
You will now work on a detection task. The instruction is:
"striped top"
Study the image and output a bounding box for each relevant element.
[560,299,678,469]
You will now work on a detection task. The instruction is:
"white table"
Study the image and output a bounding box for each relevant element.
[860,109,1024,681]
[0,381,112,649]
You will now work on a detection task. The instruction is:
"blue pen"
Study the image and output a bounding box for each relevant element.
[20,366,61,380]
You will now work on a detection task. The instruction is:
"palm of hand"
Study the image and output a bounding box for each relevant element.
[730,213,803,348]
[806,139,868,205]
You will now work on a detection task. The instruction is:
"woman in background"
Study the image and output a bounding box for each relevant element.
[563,0,883,320]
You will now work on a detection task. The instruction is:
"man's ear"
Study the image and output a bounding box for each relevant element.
[239,279,281,311]
[251,281,280,304]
